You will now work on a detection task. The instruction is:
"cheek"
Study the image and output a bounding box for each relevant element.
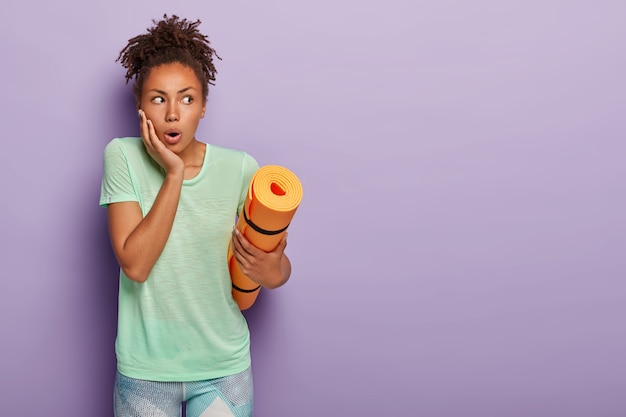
[142,107,163,125]
[186,107,205,121]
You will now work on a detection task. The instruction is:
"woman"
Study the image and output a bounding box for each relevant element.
[100,15,290,417]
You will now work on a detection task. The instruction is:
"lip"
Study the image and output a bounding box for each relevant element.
[163,128,182,145]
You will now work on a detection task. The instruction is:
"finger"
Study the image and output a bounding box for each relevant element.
[231,238,254,272]
[138,110,147,140]
[146,120,159,146]
[147,119,159,142]
[231,229,245,257]
[232,245,247,268]
[139,110,149,137]
[139,110,153,151]
[232,229,252,256]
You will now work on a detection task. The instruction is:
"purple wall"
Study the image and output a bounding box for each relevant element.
[1,1,625,416]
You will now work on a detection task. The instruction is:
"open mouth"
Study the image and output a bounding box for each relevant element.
[164,129,182,144]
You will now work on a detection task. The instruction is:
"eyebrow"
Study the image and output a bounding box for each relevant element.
[148,87,197,95]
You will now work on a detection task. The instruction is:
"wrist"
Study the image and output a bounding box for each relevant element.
[164,166,184,181]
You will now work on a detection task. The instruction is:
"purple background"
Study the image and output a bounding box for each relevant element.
[1,1,625,416]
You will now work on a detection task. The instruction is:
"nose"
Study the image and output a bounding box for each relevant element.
[166,104,179,122]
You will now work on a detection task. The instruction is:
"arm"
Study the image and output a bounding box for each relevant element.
[108,171,182,282]
[230,229,292,289]
[107,110,184,283]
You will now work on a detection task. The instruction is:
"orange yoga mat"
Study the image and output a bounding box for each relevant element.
[228,165,303,310]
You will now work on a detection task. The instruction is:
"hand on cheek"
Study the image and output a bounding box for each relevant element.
[138,109,183,175]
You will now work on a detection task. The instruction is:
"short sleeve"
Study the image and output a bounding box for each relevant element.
[237,152,260,214]
[99,138,139,207]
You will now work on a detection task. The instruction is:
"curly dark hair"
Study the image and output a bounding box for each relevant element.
[116,14,221,100]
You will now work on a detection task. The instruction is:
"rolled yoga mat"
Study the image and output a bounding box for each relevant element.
[228,165,303,310]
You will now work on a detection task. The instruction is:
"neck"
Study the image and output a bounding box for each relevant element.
[179,140,206,180]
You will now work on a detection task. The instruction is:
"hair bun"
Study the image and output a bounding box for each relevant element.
[116,14,221,98]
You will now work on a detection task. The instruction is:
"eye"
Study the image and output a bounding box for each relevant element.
[181,95,194,104]
[151,96,164,104]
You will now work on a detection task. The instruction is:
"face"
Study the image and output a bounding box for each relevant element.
[138,62,206,154]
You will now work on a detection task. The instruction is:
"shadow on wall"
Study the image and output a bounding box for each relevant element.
[89,79,137,368]
[89,207,119,346]
[81,79,138,416]
[108,81,140,138]
[242,286,276,326]
[80,183,120,417]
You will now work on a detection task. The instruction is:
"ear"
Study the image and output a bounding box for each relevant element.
[201,98,207,119]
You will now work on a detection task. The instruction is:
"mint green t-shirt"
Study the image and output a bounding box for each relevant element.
[99,137,259,381]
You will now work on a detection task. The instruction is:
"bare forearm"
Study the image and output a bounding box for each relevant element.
[113,172,183,282]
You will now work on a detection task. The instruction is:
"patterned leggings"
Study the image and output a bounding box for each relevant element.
[114,367,253,417]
